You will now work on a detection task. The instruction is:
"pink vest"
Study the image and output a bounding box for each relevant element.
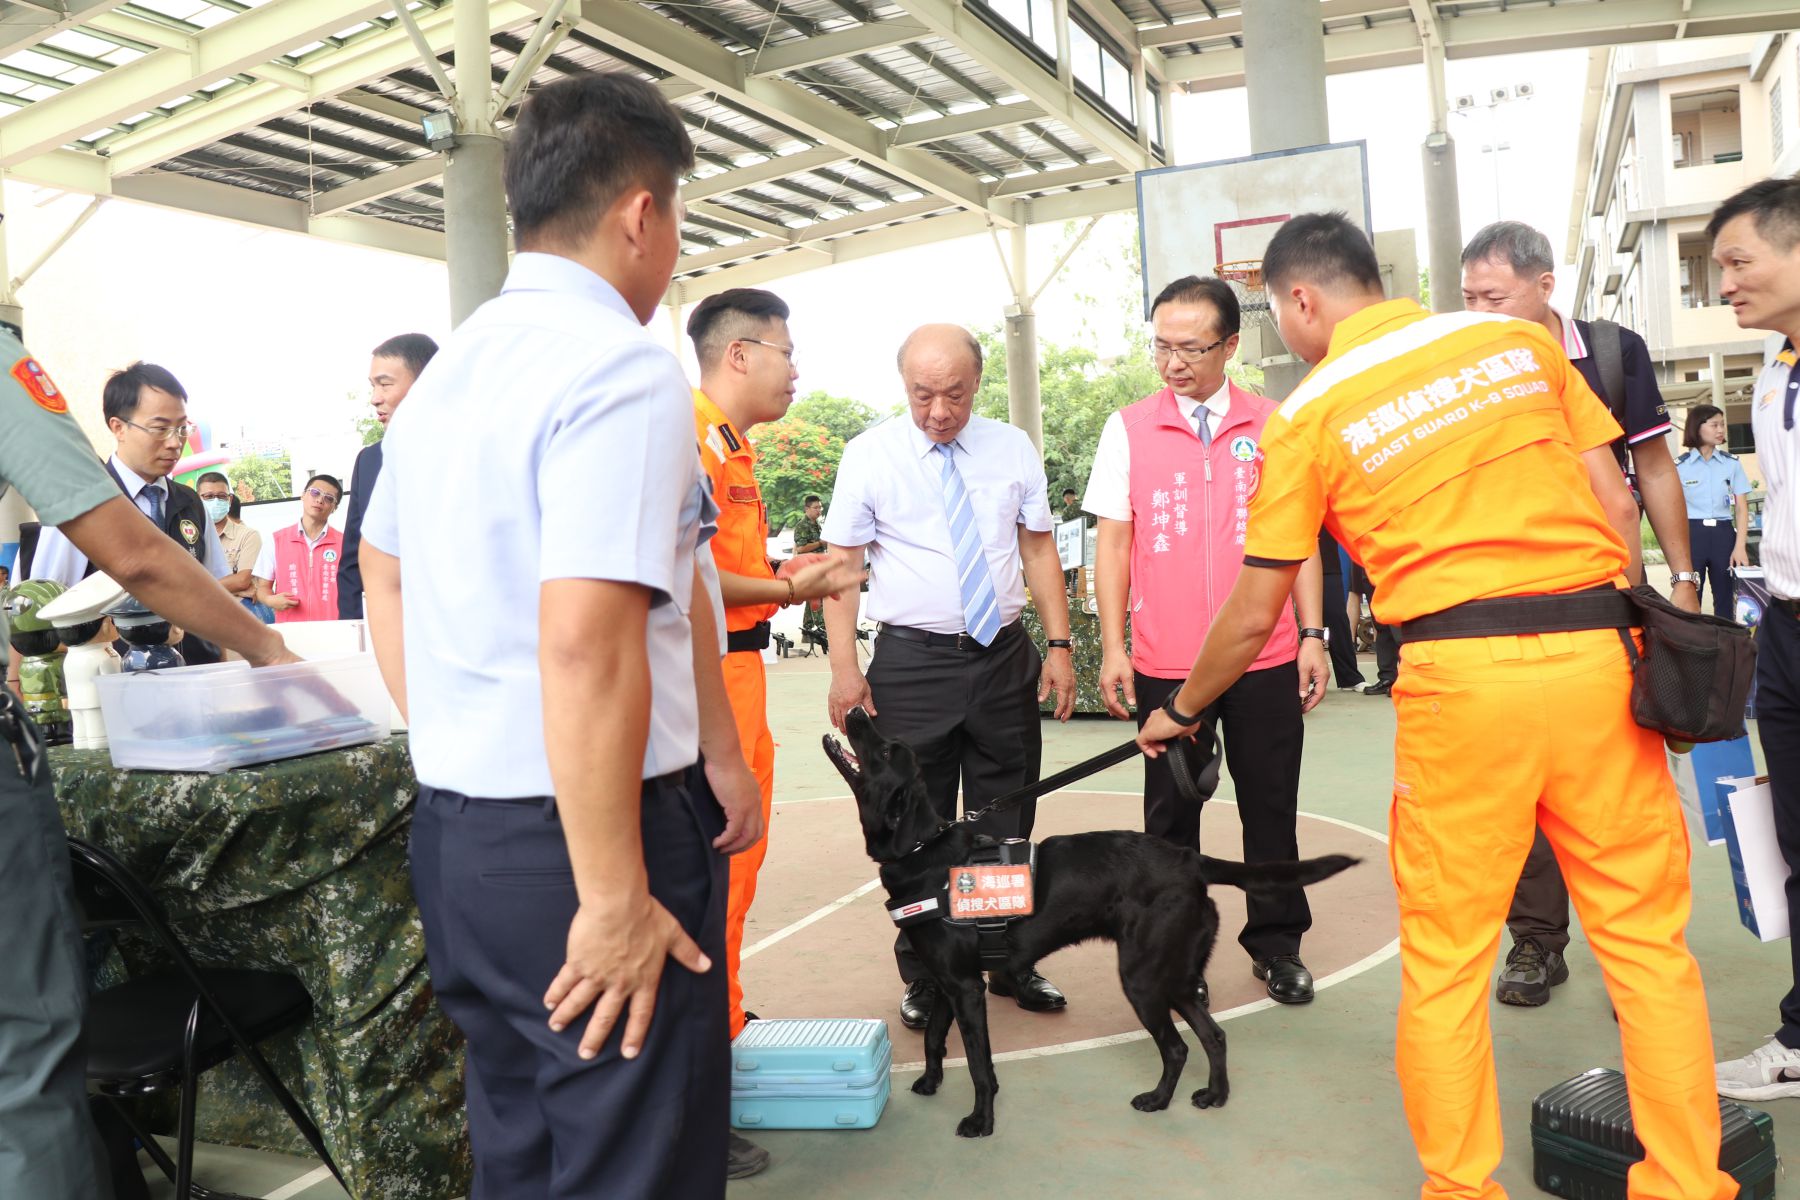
[1123,383,1298,679]
[271,524,343,624]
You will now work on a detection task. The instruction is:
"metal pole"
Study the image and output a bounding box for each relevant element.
[1004,224,1043,453]
[1243,0,1327,399]
[1051,0,1072,88]
[1419,32,1463,314]
[444,0,508,326]
[0,172,22,337]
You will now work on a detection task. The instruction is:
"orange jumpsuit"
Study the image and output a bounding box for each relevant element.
[695,390,779,1040]
[1246,300,1735,1200]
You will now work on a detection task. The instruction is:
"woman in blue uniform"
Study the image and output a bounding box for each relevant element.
[1677,404,1753,619]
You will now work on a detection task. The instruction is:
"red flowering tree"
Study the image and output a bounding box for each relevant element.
[750,391,880,532]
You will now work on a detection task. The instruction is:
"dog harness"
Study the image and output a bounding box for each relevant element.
[887,837,1038,969]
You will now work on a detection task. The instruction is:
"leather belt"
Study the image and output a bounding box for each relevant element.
[878,620,1023,652]
[1395,586,1635,645]
[726,621,771,654]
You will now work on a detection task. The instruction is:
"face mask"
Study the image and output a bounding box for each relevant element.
[203,498,231,522]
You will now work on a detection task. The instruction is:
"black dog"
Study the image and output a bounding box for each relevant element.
[825,708,1357,1137]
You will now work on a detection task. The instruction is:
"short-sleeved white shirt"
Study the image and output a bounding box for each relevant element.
[821,413,1052,635]
[361,253,716,796]
[1082,379,1228,522]
[29,455,230,586]
[1752,337,1800,599]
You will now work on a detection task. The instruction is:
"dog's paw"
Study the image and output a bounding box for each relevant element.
[955,1113,995,1138]
[1190,1087,1228,1110]
[1130,1090,1171,1112]
[911,1074,941,1097]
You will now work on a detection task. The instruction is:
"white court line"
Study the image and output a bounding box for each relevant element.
[740,878,885,961]
[748,793,1397,1070]
[262,1164,334,1200]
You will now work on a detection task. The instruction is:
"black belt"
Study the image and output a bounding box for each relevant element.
[1771,595,1800,618]
[878,620,1023,652]
[726,622,771,654]
[1395,586,1635,645]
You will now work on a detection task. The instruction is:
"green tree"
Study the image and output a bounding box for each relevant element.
[973,325,1163,499]
[230,452,294,501]
[786,390,883,445]
[354,413,384,446]
[750,418,844,533]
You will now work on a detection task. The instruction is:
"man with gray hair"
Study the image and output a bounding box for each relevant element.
[820,323,1077,1029]
[1461,219,1699,1011]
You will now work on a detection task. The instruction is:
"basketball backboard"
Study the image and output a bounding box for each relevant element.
[1137,142,1373,369]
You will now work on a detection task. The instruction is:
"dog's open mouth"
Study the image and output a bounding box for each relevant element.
[822,733,862,785]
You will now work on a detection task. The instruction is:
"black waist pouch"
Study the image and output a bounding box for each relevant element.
[1621,584,1757,743]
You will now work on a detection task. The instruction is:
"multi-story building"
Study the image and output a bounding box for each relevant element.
[1567,33,1800,484]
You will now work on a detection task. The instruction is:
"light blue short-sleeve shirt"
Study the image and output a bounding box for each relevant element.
[1675,448,1752,521]
[362,253,716,796]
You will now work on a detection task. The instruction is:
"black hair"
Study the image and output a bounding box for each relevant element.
[1708,176,1800,250]
[1461,220,1555,276]
[1061,487,1078,497]
[1684,404,1726,448]
[196,471,229,489]
[686,289,791,367]
[228,495,242,520]
[1150,274,1242,336]
[103,361,187,424]
[803,494,822,506]
[1262,213,1385,295]
[371,333,439,379]
[505,72,696,250]
[304,474,343,500]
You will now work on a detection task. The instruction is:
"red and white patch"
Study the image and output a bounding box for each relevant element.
[947,864,1034,918]
[727,484,760,504]
[12,357,65,414]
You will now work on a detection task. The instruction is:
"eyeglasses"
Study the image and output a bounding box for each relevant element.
[739,337,799,368]
[305,487,339,506]
[1153,337,1229,365]
[120,419,198,443]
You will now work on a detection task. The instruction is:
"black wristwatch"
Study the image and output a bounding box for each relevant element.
[1046,638,1073,650]
[1162,693,1203,727]
[1299,627,1329,647]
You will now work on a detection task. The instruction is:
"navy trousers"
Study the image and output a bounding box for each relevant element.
[1753,603,1800,1049]
[1689,519,1739,621]
[411,768,729,1199]
[0,691,109,1199]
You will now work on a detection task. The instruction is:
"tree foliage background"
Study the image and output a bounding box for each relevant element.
[229,452,294,501]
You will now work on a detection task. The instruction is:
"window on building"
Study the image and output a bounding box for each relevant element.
[1069,12,1136,125]
[1728,421,1755,454]
[971,0,1058,61]
[1678,233,1726,308]
[1773,79,1785,159]
[1148,78,1164,155]
[1671,88,1743,167]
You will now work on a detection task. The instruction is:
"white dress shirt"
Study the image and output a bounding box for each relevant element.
[1752,338,1800,599]
[822,413,1053,635]
[29,454,229,586]
[1083,380,1229,521]
[361,253,717,796]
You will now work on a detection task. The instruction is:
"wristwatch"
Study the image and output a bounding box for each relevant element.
[1046,638,1073,650]
[1669,572,1701,587]
[1299,627,1329,646]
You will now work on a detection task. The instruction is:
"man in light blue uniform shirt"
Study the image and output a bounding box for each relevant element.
[358,73,762,1197]
[1674,403,1753,619]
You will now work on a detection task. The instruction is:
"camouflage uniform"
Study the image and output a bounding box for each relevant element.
[791,515,826,639]
[1024,604,1114,717]
[51,736,471,1199]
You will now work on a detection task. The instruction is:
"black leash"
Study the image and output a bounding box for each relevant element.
[951,720,1222,830]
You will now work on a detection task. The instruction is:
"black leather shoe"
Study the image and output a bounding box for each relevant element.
[1195,979,1209,1009]
[727,1131,770,1180]
[988,969,1067,1012]
[899,979,938,1030]
[1253,955,1315,1004]
[1362,680,1393,697]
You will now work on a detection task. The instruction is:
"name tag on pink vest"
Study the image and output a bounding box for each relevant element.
[1123,384,1298,678]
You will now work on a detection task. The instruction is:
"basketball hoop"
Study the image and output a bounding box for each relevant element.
[1215,260,1267,312]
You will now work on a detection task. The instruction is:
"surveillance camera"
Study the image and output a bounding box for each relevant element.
[1489,87,1509,104]
[1455,94,1476,109]
[1514,82,1535,99]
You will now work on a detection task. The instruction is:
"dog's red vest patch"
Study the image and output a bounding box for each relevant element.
[947,864,1034,918]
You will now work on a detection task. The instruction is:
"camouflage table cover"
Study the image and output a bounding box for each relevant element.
[50,736,470,1199]
[1023,599,1121,717]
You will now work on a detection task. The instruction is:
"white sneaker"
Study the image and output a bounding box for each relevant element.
[1716,1036,1800,1100]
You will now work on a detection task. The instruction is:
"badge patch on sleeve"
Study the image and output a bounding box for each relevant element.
[178,519,199,545]
[947,864,1034,918]
[12,357,66,413]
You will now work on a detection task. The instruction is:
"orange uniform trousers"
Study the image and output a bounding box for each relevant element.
[1389,627,1735,1200]
[723,648,775,1039]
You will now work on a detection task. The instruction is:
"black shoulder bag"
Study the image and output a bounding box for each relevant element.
[1621,585,1757,743]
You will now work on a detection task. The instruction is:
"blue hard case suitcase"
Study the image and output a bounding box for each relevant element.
[729,1018,892,1131]
[1531,1068,1776,1199]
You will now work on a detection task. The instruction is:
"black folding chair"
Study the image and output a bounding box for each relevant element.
[67,837,344,1199]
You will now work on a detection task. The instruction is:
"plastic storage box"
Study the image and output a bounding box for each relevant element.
[1532,1068,1776,1200]
[729,1018,891,1131]
[94,654,390,773]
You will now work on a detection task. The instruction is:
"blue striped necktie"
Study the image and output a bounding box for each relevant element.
[933,442,1002,645]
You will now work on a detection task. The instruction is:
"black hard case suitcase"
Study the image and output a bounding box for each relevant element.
[1531,1068,1776,1199]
